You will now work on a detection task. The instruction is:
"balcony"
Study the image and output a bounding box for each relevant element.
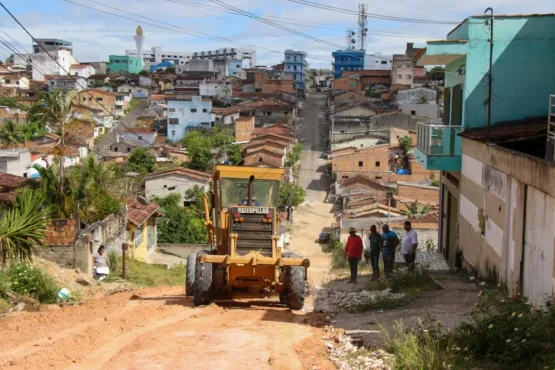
[414,122,463,171]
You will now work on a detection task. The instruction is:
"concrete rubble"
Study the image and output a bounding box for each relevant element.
[322,325,392,370]
[313,288,405,313]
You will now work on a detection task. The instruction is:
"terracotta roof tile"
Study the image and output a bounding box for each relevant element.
[252,123,293,137]
[0,172,26,190]
[127,197,161,227]
[143,167,211,182]
[389,212,439,229]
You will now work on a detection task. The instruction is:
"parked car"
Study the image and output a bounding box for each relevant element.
[319,232,331,244]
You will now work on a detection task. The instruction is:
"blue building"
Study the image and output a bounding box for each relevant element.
[227,59,248,77]
[167,96,212,142]
[332,50,365,79]
[150,61,174,73]
[284,49,309,90]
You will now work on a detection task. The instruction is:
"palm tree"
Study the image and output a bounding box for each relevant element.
[404,200,432,216]
[0,188,50,266]
[31,164,73,219]
[0,120,25,146]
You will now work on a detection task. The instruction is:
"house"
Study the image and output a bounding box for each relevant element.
[331,135,388,152]
[396,181,439,204]
[86,75,110,89]
[332,50,365,79]
[364,54,393,70]
[331,102,382,118]
[199,81,232,101]
[244,148,285,168]
[236,98,296,126]
[69,64,95,79]
[389,212,440,247]
[252,123,294,139]
[66,119,106,148]
[0,172,27,204]
[143,168,210,201]
[127,197,162,262]
[48,75,87,92]
[234,116,255,143]
[117,82,150,98]
[0,74,30,89]
[332,91,370,106]
[283,49,309,90]
[167,96,212,142]
[343,69,392,87]
[333,74,363,92]
[413,14,555,301]
[244,140,287,157]
[121,128,158,145]
[0,106,28,125]
[212,106,241,126]
[77,89,129,117]
[334,175,393,202]
[391,54,413,87]
[0,150,31,177]
[330,144,389,179]
[397,87,439,118]
[344,202,405,219]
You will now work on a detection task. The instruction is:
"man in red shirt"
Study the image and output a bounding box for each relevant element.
[344,227,363,283]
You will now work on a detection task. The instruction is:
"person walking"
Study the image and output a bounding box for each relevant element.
[344,227,363,283]
[368,225,382,281]
[93,245,110,281]
[381,224,399,277]
[402,221,419,271]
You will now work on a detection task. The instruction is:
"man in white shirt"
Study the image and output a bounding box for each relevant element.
[401,221,418,271]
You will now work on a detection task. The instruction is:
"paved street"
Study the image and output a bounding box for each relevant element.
[297,92,330,202]
[96,99,148,154]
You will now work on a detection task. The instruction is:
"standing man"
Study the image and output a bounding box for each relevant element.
[344,227,363,283]
[368,225,382,281]
[402,221,418,271]
[381,224,399,277]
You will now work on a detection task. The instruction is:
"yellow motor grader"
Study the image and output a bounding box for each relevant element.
[185,165,309,309]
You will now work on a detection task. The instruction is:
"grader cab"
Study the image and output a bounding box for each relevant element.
[186,166,309,309]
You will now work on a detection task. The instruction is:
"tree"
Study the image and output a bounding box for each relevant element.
[404,200,432,216]
[0,97,21,109]
[184,185,206,213]
[126,148,156,174]
[138,70,149,76]
[285,143,304,167]
[181,127,235,171]
[153,194,207,244]
[165,66,175,73]
[0,121,25,146]
[426,66,445,87]
[278,182,306,208]
[0,188,50,266]
[31,164,73,219]
[398,135,413,156]
[417,96,428,104]
[226,144,242,165]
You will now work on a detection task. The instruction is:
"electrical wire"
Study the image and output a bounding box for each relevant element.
[288,0,459,25]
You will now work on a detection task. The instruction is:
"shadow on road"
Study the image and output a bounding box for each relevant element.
[131,294,193,307]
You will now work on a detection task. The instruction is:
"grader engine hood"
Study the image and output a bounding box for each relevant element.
[230,206,275,257]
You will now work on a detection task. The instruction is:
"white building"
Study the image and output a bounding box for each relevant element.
[48,76,87,92]
[143,168,210,201]
[0,74,29,89]
[116,83,150,98]
[69,64,95,79]
[199,82,232,101]
[364,53,393,70]
[0,150,31,178]
[31,50,77,81]
[167,96,212,143]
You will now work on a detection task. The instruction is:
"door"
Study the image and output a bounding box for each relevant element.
[443,191,458,267]
[522,186,555,306]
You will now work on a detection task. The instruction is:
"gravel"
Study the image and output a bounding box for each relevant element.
[322,325,393,370]
[312,288,405,313]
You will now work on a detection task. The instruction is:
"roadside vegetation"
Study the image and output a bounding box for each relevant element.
[106,257,186,287]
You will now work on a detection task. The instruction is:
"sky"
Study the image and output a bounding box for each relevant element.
[0,0,554,69]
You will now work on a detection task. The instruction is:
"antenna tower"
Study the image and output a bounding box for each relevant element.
[358,3,368,51]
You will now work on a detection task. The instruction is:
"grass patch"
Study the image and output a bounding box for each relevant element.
[0,298,10,314]
[106,257,186,287]
[388,267,439,297]
[347,293,409,313]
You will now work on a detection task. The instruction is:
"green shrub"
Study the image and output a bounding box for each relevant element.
[0,270,10,298]
[388,267,436,296]
[8,263,59,303]
[328,240,347,270]
[107,250,119,273]
[454,290,555,368]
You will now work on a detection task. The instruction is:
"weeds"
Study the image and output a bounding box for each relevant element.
[382,320,456,370]
[107,257,186,287]
[326,240,348,270]
[107,250,118,273]
[454,290,555,368]
[347,293,409,313]
[388,267,438,296]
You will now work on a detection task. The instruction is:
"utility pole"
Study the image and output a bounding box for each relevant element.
[485,7,494,142]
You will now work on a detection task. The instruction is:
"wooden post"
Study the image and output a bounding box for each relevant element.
[122,243,128,279]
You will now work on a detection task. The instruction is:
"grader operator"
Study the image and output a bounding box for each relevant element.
[186,166,309,309]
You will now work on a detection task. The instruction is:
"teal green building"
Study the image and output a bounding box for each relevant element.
[108,55,142,74]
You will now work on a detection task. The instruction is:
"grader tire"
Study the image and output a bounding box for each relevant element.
[282,252,306,310]
[185,253,197,297]
[193,253,213,306]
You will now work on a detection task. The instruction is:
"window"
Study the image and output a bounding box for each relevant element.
[114,147,118,152]
[74,72,78,76]
[236,64,240,68]
[381,61,387,65]
[168,186,176,191]
[259,157,263,162]
[358,161,363,167]
[284,111,288,115]
[341,176,349,179]
[127,147,131,152]
[202,108,208,113]
[82,97,86,102]
[171,130,175,136]
[178,108,184,114]
[406,74,412,79]
[169,118,178,125]
[135,226,143,246]
[266,112,272,116]
[411,110,416,115]
[163,184,167,188]
[191,108,197,113]
[375,161,380,167]
[169,108,176,113]
[97,97,103,102]
[375,176,382,180]
[396,74,402,79]
[138,136,143,140]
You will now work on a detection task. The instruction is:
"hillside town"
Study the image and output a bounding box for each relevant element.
[0,1,554,369]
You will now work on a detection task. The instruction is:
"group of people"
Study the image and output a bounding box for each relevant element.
[344,221,418,283]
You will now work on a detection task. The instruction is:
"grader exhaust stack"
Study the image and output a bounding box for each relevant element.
[186,166,309,309]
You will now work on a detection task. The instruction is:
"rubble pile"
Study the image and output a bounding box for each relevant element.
[322,326,392,370]
[313,288,405,313]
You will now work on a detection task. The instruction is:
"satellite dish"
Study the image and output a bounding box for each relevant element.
[351,31,355,36]
[364,27,368,31]
[351,39,356,43]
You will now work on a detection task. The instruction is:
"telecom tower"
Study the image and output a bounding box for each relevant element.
[358,3,368,51]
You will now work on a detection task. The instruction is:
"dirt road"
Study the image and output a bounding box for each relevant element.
[0,203,336,370]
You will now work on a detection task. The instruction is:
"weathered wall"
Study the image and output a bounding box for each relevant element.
[157,244,211,258]
[396,182,440,203]
[332,145,389,175]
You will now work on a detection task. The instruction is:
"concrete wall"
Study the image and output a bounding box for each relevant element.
[167,97,212,142]
[157,244,211,258]
[459,138,555,305]
[145,175,207,201]
[399,104,439,119]
[0,151,31,177]
[397,88,437,105]
[331,137,383,151]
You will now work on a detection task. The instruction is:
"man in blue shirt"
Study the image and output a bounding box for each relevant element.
[381,224,399,277]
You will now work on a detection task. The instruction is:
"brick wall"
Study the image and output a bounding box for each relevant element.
[37,245,76,268]
[332,145,389,175]
[389,127,418,147]
[235,117,255,143]
[396,183,439,203]
[244,151,283,168]
[333,77,362,91]
[43,217,79,246]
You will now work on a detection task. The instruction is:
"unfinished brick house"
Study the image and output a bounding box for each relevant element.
[330,144,389,178]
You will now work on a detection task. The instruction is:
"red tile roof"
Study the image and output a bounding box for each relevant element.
[252,124,293,137]
[459,116,546,143]
[0,172,26,190]
[143,167,211,182]
[389,212,439,229]
[127,197,161,227]
[70,64,90,70]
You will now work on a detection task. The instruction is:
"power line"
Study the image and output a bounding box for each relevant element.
[288,0,459,25]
